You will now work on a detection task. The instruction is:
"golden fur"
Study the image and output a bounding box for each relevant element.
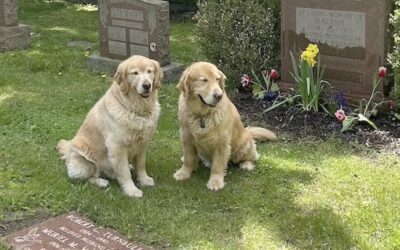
[173,62,276,191]
[57,55,163,198]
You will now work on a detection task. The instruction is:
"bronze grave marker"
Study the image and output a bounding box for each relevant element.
[2,213,150,250]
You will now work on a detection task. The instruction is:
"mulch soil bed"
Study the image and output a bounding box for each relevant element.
[233,93,400,155]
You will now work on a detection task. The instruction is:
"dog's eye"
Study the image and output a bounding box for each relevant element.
[147,69,152,74]
[202,78,208,82]
[132,71,139,75]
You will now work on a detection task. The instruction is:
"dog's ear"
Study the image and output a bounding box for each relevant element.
[218,69,227,90]
[177,67,191,97]
[114,61,129,95]
[152,59,163,89]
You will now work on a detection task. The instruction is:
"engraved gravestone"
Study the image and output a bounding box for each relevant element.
[88,0,184,82]
[2,213,150,250]
[0,0,30,51]
[281,0,391,101]
[98,0,170,66]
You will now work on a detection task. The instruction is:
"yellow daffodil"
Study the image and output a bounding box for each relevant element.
[306,43,319,57]
[301,50,317,67]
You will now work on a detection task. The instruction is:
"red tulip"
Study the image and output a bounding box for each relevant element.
[378,66,387,78]
[335,109,346,122]
[270,69,279,80]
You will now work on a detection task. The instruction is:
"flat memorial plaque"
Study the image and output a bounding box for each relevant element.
[2,212,150,250]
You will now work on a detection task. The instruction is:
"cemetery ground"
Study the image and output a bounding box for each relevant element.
[1,0,400,249]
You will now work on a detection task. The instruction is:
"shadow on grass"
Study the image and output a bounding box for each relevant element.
[168,147,361,249]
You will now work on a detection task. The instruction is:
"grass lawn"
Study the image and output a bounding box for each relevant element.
[1,0,400,249]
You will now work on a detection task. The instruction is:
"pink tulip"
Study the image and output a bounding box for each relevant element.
[389,100,395,110]
[378,66,387,78]
[335,109,346,122]
[240,74,251,87]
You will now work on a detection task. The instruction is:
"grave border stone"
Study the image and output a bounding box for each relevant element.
[0,0,30,52]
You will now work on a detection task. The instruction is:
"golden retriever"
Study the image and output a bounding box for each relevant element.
[173,62,276,191]
[57,55,163,198]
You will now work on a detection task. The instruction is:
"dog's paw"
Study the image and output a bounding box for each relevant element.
[139,176,154,187]
[207,175,225,191]
[173,167,192,181]
[89,177,110,188]
[240,161,255,171]
[123,185,143,198]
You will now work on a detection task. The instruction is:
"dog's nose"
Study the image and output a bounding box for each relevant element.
[213,92,222,101]
[143,83,151,90]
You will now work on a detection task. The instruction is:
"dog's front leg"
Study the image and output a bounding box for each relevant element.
[135,150,154,187]
[207,143,231,191]
[174,136,198,181]
[109,144,143,198]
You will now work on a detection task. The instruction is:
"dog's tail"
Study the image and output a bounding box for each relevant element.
[57,139,71,160]
[247,127,277,141]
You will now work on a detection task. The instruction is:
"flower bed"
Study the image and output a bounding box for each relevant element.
[233,93,400,155]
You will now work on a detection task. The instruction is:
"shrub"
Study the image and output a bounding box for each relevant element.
[168,0,197,5]
[389,0,400,104]
[63,0,198,8]
[64,0,97,4]
[197,0,280,89]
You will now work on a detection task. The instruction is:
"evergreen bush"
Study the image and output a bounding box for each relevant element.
[389,0,400,104]
[197,0,280,89]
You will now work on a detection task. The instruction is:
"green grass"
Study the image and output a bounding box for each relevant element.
[1,0,400,249]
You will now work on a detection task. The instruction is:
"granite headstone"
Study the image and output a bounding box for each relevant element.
[281,0,391,101]
[88,0,183,82]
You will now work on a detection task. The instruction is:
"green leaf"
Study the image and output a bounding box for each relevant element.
[263,95,300,113]
[257,91,266,100]
[251,69,263,89]
[341,116,357,132]
[357,113,377,130]
[394,113,400,120]
[252,84,262,96]
[270,83,279,92]
[290,51,300,78]
[358,99,367,114]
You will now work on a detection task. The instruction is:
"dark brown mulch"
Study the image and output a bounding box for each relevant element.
[233,93,400,155]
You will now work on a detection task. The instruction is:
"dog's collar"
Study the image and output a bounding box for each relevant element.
[197,94,216,108]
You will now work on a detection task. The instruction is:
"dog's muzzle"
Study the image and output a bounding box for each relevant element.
[198,94,219,108]
[139,82,152,98]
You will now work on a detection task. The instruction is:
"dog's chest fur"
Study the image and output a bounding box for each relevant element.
[105,94,160,146]
[186,108,228,146]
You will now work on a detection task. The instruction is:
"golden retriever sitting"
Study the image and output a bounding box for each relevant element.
[173,62,276,191]
[57,55,163,198]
